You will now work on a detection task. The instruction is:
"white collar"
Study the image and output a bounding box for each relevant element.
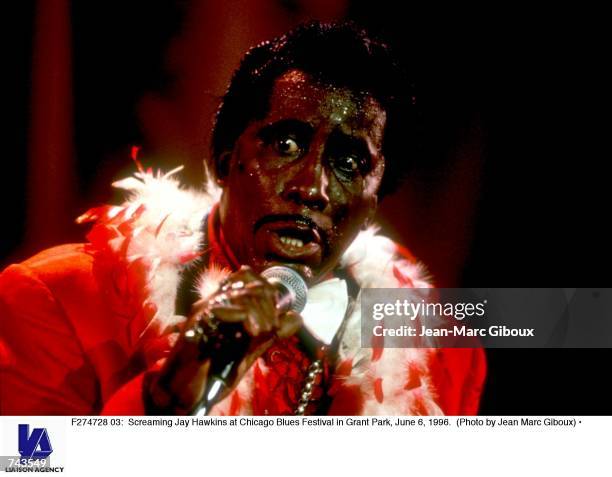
[301,277,348,346]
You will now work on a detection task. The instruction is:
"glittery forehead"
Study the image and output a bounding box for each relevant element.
[271,69,383,127]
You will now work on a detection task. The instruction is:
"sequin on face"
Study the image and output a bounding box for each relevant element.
[218,69,387,283]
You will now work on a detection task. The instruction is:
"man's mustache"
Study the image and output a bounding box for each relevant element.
[253,214,328,246]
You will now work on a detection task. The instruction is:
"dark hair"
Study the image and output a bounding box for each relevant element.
[210,21,417,196]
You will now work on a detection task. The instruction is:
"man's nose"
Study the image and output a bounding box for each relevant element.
[282,151,330,211]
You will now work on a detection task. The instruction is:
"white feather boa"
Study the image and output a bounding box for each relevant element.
[100,168,443,415]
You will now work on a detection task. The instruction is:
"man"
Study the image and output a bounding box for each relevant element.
[0,22,485,415]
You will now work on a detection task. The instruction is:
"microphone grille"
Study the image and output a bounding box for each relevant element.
[261,266,308,313]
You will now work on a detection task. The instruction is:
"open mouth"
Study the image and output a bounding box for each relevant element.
[275,224,319,249]
[254,216,325,267]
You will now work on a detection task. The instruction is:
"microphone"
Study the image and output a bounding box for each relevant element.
[192,266,308,416]
[261,266,308,314]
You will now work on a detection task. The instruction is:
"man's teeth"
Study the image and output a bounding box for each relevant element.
[280,236,304,248]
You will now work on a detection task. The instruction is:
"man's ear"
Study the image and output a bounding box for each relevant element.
[214,151,232,186]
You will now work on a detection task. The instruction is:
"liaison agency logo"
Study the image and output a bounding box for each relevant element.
[18,425,53,459]
[1,419,66,472]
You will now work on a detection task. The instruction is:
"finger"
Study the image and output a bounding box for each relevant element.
[230,266,261,285]
[245,303,275,336]
[243,293,276,334]
[243,307,262,337]
[277,311,303,339]
[220,287,278,335]
[208,306,247,323]
[186,299,209,327]
[260,285,281,329]
[220,284,273,303]
[227,267,278,295]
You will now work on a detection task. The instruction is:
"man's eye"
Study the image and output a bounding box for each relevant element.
[275,137,301,156]
[334,155,360,176]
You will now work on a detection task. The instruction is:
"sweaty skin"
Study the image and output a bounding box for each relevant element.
[149,70,388,413]
[218,69,387,285]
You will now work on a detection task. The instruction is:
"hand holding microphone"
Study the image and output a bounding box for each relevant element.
[144,265,305,415]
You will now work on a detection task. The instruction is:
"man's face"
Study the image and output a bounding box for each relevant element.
[218,69,387,284]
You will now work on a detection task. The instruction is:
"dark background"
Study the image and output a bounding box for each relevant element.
[5,1,609,414]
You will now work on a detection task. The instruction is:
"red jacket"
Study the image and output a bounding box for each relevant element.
[0,171,486,415]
